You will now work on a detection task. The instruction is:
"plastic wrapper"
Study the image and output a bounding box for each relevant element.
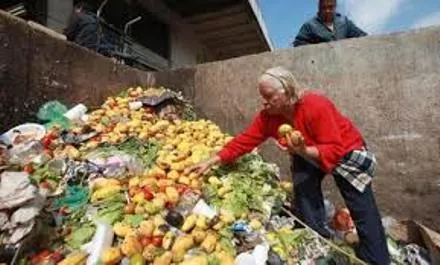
[0,172,37,210]
[86,150,144,179]
[7,141,44,166]
[81,222,114,265]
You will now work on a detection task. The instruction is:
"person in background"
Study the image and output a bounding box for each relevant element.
[293,0,367,47]
[187,67,390,265]
[64,2,100,51]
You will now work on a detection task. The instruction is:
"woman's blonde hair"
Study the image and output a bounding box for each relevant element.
[258,67,300,101]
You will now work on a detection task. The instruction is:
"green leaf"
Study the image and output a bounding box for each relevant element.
[123,214,145,227]
[65,225,96,249]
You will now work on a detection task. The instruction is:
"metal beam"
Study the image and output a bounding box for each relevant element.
[185,4,245,24]
[189,12,249,32]
[203,33,259,47]
[197,23,253,40]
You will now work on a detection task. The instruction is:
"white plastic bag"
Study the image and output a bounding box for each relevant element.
[81,222,114,265]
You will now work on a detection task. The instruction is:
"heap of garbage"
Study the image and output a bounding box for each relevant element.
[0,87,435,265]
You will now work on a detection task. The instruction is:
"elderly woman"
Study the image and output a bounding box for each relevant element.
[188,67,390,264]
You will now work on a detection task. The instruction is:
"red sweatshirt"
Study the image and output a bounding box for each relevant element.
[217,92,365,173]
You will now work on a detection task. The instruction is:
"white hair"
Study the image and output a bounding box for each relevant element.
[258,67,300,99]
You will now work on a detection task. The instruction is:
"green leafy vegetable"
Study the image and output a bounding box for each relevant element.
[65,225,95,249]
[123,215,144,227]
[206,154,286,217]
[95,202,125,225]
[208,255,221,265]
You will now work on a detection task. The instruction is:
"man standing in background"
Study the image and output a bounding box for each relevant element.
[293,0,367,47]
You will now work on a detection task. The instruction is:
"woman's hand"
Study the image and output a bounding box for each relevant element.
[184,155,221,176]
[285,133,306,155]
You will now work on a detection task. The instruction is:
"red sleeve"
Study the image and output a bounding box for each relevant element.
[306,96,345,173]
[217,112,268,163]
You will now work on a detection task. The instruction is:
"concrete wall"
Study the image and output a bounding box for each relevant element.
[46,0,73,31]
[169,25,210,69]
[1,11,439,231]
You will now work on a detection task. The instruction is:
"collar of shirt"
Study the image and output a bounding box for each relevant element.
[312,13,346,40]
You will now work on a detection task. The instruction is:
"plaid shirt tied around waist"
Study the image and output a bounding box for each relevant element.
[333,148,377,193]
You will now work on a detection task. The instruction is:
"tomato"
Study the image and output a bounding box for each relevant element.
[144,107,154,113]
[159,185,167,193]
[31,250,51,265]
[152,236,163,247]
[24,164,35,174]
[42,137,52,148]
[129,91,139,97]
[278,137,288,147]
[140,236,152,247]
[176,184,188,195]
[59,207,69,216]
[39,181,51,190]
[165,201,175,209]
[124,204,135,214]
[50,252,63,263]
[91,135,102,142]
[143,190,154,201]
[44,149,53,157]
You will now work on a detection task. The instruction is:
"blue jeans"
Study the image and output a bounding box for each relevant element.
[291,155,390,265]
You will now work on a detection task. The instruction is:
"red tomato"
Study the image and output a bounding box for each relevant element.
[165,201,175,209]
[152,236,163,247]
[143,190,155,201]
[41,136,53,148]
[31,250,51,265]
[91,136,102,142]
[50,252,63,263]
[176,184,188,195]
[24,164,35,174]
[44,149,54,157]
[59,207,69,216]
[39,181,51,190]
[140,236,152,247]
[129,91,139,97]
[159,185,167,193]
[278,137,288,147]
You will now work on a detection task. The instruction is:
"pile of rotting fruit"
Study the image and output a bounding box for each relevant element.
[0,87,425,265]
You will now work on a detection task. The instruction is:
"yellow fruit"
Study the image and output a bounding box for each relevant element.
[153,251,172,265]
[132,193,145,204]
[101,247,122,264]
[178,176,190,185]
[249,219,263,230]
[166,171,179,181]
[191,229,206,244]
[195,215,208,230]
[190,179,201,190]
[278,124,293,137]
[129,177,140,188]
[121,236,142,257]
[179,255,208,265]
[135,204,146,214]
[58,252,87,265]
[212,221,224,231]
[280,181,293,192]
[162,232,175,250]
[139,220,154,237]
[201,232,218,253]
[208,176,222,186]
[165,187,179,203]
[290,130,304,145]
[113,222,133,238]
[181,215,197,232]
